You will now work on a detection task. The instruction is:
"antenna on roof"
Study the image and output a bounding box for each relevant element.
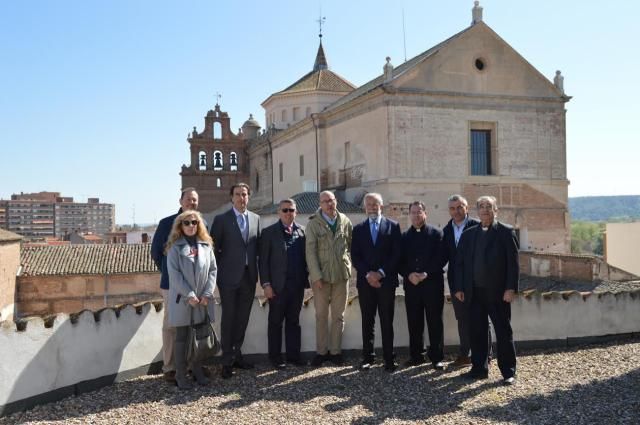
[402,9,407,62]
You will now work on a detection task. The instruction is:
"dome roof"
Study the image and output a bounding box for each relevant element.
[242,114,260,128]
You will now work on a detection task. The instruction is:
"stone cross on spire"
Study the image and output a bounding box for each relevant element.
[215,92,222,106]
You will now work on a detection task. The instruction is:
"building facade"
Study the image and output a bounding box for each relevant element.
[187,3,571,253]
[245,4,571,253]
[0,192,115,240]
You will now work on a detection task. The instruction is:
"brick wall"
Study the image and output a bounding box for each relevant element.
[17,272,161,317]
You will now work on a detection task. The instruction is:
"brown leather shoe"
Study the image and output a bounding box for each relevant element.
[163,371,176,383]
[452,356,472,367]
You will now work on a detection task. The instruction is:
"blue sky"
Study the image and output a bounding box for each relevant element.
[1,1,638,224]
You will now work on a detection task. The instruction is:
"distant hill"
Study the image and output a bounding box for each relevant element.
[569,195,640,221]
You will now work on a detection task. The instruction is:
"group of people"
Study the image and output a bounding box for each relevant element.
[151,183,519,390]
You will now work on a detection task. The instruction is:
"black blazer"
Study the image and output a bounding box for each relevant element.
[351,216,402,288]
[210,208,260,288]
[442,217,480,292]
[399,224,446,289]
[259,221,309,292]
[453,220,519,302]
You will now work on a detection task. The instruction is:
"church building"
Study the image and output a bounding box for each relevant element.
[182,2,571,253]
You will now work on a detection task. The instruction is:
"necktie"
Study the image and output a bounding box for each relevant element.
[238,214,248,242]
[371,220,378,244]
[285,225,293,235]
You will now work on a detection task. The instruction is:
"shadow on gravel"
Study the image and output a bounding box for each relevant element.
[213,361,502,424]
[469,367,640,425]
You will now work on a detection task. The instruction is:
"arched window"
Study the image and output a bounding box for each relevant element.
[213,122,222,139]
[216,178,221,188]
[230,152,238,171]
[255,170,260,191]
[198,150,207,171]
[213,150,223,171]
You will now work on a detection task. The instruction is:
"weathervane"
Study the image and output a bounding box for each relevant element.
[316,13,326,39]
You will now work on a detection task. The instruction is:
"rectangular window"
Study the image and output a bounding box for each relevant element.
[299,155,304,176]
[279,162,283,182]
[344,141,351,164]
[281,110,287,122]
[292,107,299,121]
[470,130,492,175]
[305,107,311,117]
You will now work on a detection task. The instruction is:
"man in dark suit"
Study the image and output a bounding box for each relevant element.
[442,194,480,367]
[351,193,402,371]
[210,183,261,379]
[400,201,447,370]
[454,195,519,385]
[150,187,199,383]
[259,199,309,369]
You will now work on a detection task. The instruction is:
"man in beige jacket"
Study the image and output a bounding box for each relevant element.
[305,190,353,366]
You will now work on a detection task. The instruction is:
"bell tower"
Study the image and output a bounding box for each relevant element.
[180,103,253,213]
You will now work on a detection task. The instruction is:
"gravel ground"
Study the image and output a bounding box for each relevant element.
[3,337,639,425]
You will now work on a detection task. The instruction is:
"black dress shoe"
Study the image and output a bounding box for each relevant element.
[360,358,375,370]
[232,359,254,370]
[384,361,398,372]
[329,353,344,365]
[503,376,516,385]
[311,354,327,366]
[433,361,446,371]
[403,357,426,367]
[221,365,233,379]
[287,358,307,367]
[272,361,286,370]
[463,369,488,380]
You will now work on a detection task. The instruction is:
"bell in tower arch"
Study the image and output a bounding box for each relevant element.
[199,154,206,167]
[230,152,238,171]
[213,151,223,170]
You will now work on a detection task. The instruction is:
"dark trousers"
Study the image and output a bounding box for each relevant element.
[452,294,493,358]
[358,283,396,362]
[470,287,516,378]
[219,269,254,366]
[267,284,305,362]
[404,280,444,364]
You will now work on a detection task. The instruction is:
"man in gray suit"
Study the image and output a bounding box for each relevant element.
[259,199,309,369]
[210,183,261,379]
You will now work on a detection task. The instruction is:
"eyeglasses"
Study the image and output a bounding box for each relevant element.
[182,220,199,227]
[281,208,296,213]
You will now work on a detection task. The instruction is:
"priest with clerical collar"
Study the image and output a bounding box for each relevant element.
[399,201,448,370]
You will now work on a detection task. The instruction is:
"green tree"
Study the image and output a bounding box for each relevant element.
[571,221,604,255]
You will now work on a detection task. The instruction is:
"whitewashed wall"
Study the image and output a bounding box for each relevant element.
[2,290,639,413]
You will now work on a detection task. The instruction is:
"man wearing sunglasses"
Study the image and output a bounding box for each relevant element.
[150,187,201,383]
[210,183,261,379]
[259,199,309,369]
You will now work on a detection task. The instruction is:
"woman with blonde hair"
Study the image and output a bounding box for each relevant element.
[165,209,217,389]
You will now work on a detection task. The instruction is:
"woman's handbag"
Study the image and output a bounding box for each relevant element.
[189,308,221,362]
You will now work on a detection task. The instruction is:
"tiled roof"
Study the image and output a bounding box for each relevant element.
[255,192,362,215]
[277,69,356,95]
[325,25,473,112]
[20,244,158,276]
[0,229,22,243]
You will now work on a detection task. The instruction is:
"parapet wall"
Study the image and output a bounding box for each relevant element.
[2,290,639,416]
